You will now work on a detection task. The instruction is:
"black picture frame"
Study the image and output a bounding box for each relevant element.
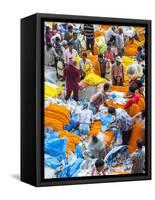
[21,13,152,187]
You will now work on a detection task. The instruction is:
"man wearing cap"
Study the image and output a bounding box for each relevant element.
[111,56,124,86]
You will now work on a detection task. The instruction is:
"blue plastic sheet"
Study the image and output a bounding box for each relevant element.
[75,145,84,158]
[59,158,83,178]
[44,138,67,160]
[45,155,62,169]
[100,113,113,126]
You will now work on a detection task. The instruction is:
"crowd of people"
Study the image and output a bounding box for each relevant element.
[44,22,146,178]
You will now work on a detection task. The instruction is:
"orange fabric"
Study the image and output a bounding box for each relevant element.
[106,100,124,109]
[110,85,128,93]
[137,98,145,111]
[88,120,102,138]
[104,130,114,148]
[93,60,101,76]
[128,121,144,153]
[94,30,104,37]
[101,25,110,30]
[59,130,82,154]
[93,45,99,55]
[44,104,70,130]
[126,103,140,117]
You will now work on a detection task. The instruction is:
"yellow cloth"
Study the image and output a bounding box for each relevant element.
[45,82,63,99]
[84,72,107,86]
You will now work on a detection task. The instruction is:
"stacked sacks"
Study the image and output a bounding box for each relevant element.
[45,82,63,99]
[59,130,82,154]
[44,104,70,131]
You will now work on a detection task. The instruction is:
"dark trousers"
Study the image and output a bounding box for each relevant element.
[112,77,123,86]
[122,129,132,145]
[86,38,94,54]
[65,85,79,101]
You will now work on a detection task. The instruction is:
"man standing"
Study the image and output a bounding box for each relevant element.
[78,52,92,78]
[70,32,82,54]
[111,56,124,86]
[116,28,125,56]
[84,24,95,54]
[64,58,80,101]
[64,41,78,65]
[130,139,145,174]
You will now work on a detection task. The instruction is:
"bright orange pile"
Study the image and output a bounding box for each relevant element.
[44,104,70,131]
[94,30,104,37]
[124,39,144,56]
[106,100,124,109]
[59,130,82,154]
[128,121,144,153]
[88,120,102,138]
[110,85,128,93]
[104,130,114,148]
[101,25,110,30]
[125,98,145,117]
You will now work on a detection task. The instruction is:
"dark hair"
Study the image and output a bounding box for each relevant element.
[108,107,116,114]
[55,36,60,42]
[104,83,110,92]
[68,41,73,46]
[129,86,136,93]
[98,54,103,58]
[92,135,98,144]
[137,139,144,149]
[82,52,87,57]
[46,26,50,32]
[141,110,145,120]
[68,25,73,30]
[137,46,143,52]
[73,32,77,36]
[95,159,104,168]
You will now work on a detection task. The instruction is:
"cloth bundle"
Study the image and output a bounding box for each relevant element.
[59,130,82,154]
[44,104,70,131]
[84,72,107,86]
[88,120,102,138]
[45,82,63,99]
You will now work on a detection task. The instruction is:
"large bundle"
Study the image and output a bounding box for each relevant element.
[44,104,70,131]
[45,82,63,99]
[88,120,102,138]
[59,130,82,154]
[84,73,107,86]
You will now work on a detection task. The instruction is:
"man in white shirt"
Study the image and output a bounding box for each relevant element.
[64,41,78,65]
[77,103,93,137]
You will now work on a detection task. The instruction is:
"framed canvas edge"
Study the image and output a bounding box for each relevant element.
[34,13,152,187]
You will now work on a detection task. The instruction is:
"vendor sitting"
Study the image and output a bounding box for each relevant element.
[89,83,110,114]
[91,159,105,176]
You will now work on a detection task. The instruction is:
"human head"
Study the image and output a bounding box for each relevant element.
[61,40,68,49]
[108,107,116,115]
[137,46,143,53]
[95,159,104,173]
[107,45,111,51]
[68,41,73,51]
[103,83,110,92]
[73,32,78,40]
[82,52,87,61]
[92,135,98,144]
[68,25,73,32]
[111,26,116,32]
[46,26,50,33]
[55,36,60,43]
[129,86,136,94]
[116,56,122,65]
[98,54,103,62]
[119,27,123,34]
[136,139,143,149]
